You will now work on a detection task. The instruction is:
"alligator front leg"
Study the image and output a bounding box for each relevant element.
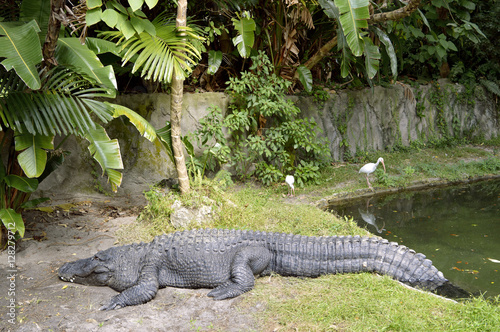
[100,265,159,310]
[208,246,272,300]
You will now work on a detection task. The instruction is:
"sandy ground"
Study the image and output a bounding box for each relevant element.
[0,196,262,332]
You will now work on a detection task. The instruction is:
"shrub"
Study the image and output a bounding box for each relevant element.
[195,51,330,186]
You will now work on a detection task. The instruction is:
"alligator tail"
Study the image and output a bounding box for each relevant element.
[268,234,448,291]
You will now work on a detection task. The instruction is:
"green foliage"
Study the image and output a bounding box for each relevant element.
[334,0,369,57]
[0,0,171,245]
[0,20,43,89]
[306,86,330,107]
[392,0,493,85]
[207,50,223,75]
[196,52,330,186]
[296,65,313,92]
[99,14,203,83]
[84,0,156,39]
[231,11,256,58]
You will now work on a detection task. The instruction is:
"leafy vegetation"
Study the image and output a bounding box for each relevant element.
[0,0,202,246]
[193,52,331,186]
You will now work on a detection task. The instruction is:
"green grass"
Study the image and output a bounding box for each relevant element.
[117,144,500,331]
[246,274,500,331]
[303,144,500,200]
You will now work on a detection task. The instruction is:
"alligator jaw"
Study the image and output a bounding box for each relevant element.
[59,276,75,283]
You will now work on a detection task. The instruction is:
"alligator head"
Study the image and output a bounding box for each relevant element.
[58,247,116,285]
[58,245,144,292]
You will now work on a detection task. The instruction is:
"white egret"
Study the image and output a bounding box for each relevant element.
[359,157,385,190]
[285,175,295,197]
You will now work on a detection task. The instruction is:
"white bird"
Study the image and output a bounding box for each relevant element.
[285,175,295,197]
[359,157,386,190]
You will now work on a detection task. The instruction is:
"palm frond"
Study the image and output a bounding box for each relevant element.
[99,19,202,83]
[0,66,114,136]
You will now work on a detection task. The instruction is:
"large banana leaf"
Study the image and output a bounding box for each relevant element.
[0,208,25,237]
[373,27,397,79]
[0,67,115,136]
[232,15,256,58]
[100,20,202,83]
[4,175,38,193]
[363,37,381,79]
[208,50,223,75]
[319,0,340,21]
[14,131,54,178]
[86,124,123,192]
[56,38,118,96]
[108,103,157,142]
[0,20,43,89]
[337,26,353,78]
[20,0,51,45]
[334,0,369,56]
[156,122,175,164]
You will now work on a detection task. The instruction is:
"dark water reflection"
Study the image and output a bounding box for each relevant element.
[330,179,500,298]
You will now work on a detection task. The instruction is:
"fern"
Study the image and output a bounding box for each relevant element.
[480,79,500,97]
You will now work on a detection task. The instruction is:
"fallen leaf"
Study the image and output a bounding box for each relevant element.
[37,207,54,213]
[57,203,76,211]
[487,258,500,264]
[62,285,68,289]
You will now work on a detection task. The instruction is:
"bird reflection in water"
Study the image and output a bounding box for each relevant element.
[358,198,385,233]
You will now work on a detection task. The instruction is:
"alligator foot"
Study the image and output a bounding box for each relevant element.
[208,246,272,300]
[99,301,123,311]
[207,281,249,300]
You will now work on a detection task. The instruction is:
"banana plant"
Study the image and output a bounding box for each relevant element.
[317,0,398,80]
[232,11,256,59]
[0,0,157,246]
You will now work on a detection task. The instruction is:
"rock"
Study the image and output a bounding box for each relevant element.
[170,200,213,229]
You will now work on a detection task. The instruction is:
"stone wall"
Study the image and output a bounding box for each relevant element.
[296,79,498,160]
[36,81,498,198]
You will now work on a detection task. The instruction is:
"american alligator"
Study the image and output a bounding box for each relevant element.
[59,229,452,310]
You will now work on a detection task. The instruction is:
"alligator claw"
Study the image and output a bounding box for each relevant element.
[99,301,122,311]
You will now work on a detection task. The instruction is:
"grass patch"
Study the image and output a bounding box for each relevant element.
[117,180,367,243]
[304,145,500,199]
[247,274,500,331]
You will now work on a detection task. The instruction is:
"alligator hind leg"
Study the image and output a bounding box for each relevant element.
[208,246,272,300]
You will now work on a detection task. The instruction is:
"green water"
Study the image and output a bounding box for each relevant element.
[331,179,500,298]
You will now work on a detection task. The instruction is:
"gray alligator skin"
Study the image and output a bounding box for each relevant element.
[59,229,450,310]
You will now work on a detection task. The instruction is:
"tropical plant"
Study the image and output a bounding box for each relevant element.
[0,0,203,246]
[196,52,330,186]
[389,0,487,80]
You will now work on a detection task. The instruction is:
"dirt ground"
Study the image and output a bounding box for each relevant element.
[0,195,262,332]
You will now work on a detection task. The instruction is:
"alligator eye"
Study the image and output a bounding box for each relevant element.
[91,255,101,261]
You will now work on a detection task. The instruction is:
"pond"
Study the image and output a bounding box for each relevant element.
[329,179,500,298]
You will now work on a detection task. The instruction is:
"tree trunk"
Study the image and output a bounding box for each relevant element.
[171,0,190,194]
[297,0,422,75]
[42,0,65,70]
[368,0,422,24]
